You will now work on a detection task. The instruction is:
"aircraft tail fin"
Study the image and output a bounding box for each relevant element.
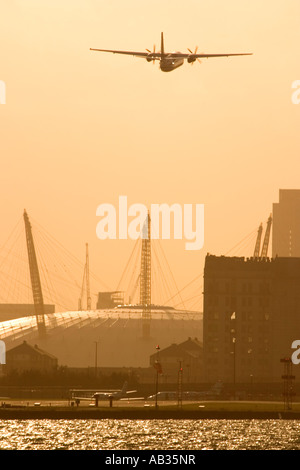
[122,381,128,393]
[161,32,165,57]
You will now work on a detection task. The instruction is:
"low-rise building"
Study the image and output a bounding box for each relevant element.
[149,337,203,383]
[5,341,58,373]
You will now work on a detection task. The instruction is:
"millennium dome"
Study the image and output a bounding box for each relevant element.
[0,211,203,368]
[0,306,202,367]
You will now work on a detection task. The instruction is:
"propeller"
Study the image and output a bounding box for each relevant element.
[187,46,202,65]
[146,44,156,64]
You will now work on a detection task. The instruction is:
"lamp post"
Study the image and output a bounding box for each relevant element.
[230,312,236,400]
[94,341,98,378]
[178,361,183,408]
[155,345,160,409]
[232,337,236,400]
[250,374,253,400]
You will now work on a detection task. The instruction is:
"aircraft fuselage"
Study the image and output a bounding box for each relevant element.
[160,53,184,72]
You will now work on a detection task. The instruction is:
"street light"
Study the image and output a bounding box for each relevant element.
[94,341,99,378]
[250,374,253,400]
[178,361,183,408]
[231,312,236,400]
[232,337,236,400]
[155,345,161,409]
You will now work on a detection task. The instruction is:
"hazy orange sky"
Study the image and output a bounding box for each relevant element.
[1,0,300,311]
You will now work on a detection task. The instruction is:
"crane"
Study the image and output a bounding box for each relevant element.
[260,214,273,258]
[253,223,263,258]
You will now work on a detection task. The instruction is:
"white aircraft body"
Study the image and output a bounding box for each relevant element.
[94,381,137,400]
[90,32,252,72]
[71,381,137,402]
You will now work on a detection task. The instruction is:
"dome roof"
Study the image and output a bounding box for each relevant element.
[0,306,202,367]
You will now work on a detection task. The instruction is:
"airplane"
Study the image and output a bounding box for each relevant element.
[70,381,138,404]
[146,382,224,402]
[93,381,137,400]
[90,32,252,73]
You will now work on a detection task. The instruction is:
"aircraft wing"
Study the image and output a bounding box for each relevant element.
[120,397,145,401]
[90,49,251,59]
[170,52,253,59]
[72,396,94,401]
[70,388,121,392]
[90,48,162,60]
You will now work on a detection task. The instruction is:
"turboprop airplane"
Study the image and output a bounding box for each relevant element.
[70,381,138,403]
[93,381,137,400]
[90,32,252,72]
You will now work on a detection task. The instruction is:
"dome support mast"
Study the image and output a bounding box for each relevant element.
[23,210,46,338]
[140,212,151,338]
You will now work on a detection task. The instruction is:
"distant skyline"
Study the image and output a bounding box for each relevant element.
[0,1,299,311]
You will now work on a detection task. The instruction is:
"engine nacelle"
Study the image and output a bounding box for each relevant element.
[187,56,196,64]
[146,54,154,62]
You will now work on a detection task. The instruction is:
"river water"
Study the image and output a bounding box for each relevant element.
[1,419,300,450]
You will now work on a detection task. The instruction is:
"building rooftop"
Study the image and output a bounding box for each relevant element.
[6,340,58,360]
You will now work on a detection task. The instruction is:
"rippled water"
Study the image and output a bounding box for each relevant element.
[1,419,300,450]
